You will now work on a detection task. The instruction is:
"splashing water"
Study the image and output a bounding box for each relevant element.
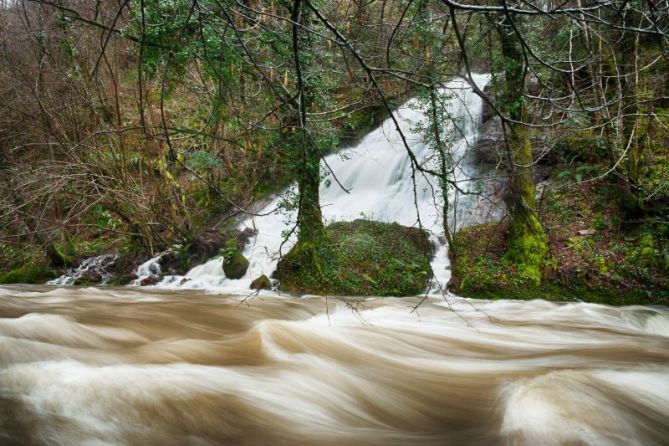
[0,287,667,445]
[151,73,502,292]
[49,254,118,286]
[130,254,165,286]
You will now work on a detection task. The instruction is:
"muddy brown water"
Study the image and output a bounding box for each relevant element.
[1,286,668,445]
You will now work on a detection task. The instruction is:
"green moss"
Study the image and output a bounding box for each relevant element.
[72,278,98,286]
[0,265,57,284]
[46,243,76,268]
[550,132,608,164]
[502,214,548,287]
[0,243,42,273]
[593,256,609,275]
[566,235,593,251]
[450,180,669,306]
[250,274,272,290]
[222,239,249,279]
[451,221,513,293]
[275,220,434,296]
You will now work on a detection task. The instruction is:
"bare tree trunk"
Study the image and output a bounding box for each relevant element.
[618,24,643,216]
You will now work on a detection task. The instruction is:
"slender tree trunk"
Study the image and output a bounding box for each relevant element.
[291,0,323,243]
[618,25,643,216]
[428,87,454,252]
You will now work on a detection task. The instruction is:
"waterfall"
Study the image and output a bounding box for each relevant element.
[152,73,502,292]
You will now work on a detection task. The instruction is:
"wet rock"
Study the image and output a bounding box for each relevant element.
[235,227,257,246]
[51,253,118,285]
[471,117,504,165]
[73,270,103,286]
[480,83,496,123]
[250,274,272,290]
[139,275,160,286]
[223,239,249,279]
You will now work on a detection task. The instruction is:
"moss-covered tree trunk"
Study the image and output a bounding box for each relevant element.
[296,150,324,242]
[291,0,324,243]
[497,16,548,285]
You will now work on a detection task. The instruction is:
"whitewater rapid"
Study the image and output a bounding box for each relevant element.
[142,73,501,292]
[1,286,668,445]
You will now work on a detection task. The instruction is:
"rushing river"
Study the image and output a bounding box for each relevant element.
[1,286,668,445]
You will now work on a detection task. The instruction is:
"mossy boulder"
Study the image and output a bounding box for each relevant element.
[0,265,57,284]
[222,239,249,279]
[250,274,272,290]
[46,243,75,268]
[275,220,434,296]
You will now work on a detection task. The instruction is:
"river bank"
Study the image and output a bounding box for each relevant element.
[449,177,669,306]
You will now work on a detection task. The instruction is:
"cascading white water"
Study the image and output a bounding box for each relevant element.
[48,254,118,286]
[153,74,502,292]
[130,253,165,285]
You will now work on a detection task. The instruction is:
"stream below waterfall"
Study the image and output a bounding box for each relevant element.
[1,286,668,445]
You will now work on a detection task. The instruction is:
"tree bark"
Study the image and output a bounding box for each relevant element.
[497,15,548,285]
[291,0,324,243]
[618,24,643,216]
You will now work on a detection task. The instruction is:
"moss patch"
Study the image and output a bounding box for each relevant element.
[222,239,249,279]
[250,274,272,290]
[450,179,669,306]
[275,219,434,296]
[0,265,57,284]
[502,214,548,287]
[46,243,76,268]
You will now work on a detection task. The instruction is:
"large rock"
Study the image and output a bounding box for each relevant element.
[138,275,160,286]
[275,220,434,296]
[250,274,272,290]
[223,239,249,279]
[471,117,504,166]
[480,83,496,123]
[73,270,103,286]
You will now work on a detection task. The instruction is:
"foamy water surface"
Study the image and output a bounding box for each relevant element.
[1,286,668,445]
